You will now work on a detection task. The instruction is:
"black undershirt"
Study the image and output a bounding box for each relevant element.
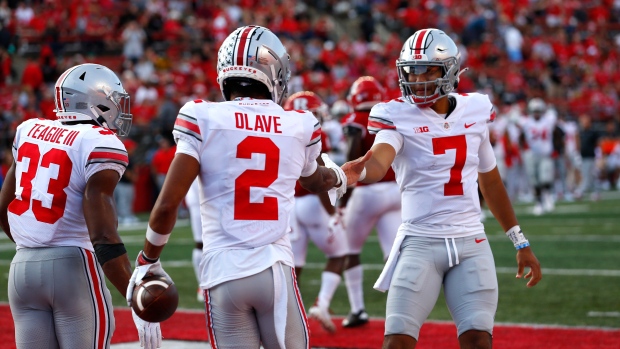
[445,95,456,119]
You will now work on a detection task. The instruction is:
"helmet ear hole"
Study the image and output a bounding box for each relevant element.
[97,104,110,112]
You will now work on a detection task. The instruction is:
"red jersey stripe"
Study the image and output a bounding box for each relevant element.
[88,151,129,163]
[368,120,396,130]
[310,128,322,140]
[175,118,201,135]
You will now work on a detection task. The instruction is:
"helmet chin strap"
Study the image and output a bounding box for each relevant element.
[90,105,110,129]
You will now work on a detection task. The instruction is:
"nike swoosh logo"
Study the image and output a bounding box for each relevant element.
[475,238,486,243]
[465,122,476,128]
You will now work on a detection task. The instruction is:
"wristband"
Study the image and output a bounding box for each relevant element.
[505,225,529,250]
[146,225,170,246]
[137,250,159,265]
[359,167,366,182]
[332,168,342,186]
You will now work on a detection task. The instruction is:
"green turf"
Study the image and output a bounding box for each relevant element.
[1,193,619,329]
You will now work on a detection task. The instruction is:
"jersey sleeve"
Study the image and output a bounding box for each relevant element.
[84,134,128,181]
[173,101,203,162]
[488,105,497,123]
[374,129,404,153]
[368,103,397,135]
[478,126,497,173]
[301,115,322,177]
[308,120,322,147]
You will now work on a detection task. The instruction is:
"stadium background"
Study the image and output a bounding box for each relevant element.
[0,0,619,348]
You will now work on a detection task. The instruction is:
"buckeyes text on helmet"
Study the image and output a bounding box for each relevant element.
[217,25,292,104]
[54,63,132,136]
[283,91,329,122]
[347,76,386,111]
[396,28,465,107]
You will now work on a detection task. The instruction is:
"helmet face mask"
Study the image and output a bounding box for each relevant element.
[217,25,291,104]
[55,63,132,136]
[397,29,462,108]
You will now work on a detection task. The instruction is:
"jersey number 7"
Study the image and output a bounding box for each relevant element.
[432,135,466,196]
[9,142,72,224]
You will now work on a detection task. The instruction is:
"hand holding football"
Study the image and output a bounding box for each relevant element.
[131,273,179,322]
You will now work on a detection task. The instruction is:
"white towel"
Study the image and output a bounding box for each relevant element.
[373,229,407,292]
[272,262,288,349]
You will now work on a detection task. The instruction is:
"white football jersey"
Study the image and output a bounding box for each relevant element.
[369,93,496,238]
[560,119,579,155]
[172,98,322,288]
[8,119,128,250]
[519,109,557,156]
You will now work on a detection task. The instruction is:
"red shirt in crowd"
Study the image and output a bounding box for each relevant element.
[151,146,176,175]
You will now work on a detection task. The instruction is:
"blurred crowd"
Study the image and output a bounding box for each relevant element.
[0,0,619,215]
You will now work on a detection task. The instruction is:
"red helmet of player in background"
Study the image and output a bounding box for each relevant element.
[283,91,329,122]
[347,76,386,111]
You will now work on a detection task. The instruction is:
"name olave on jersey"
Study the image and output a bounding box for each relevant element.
[234,113,283,133]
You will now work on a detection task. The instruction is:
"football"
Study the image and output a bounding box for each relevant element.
[131,273,179,322]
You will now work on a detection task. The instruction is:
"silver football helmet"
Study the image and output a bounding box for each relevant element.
[217,25,291,104]
[396,28,465,107]
[527,98,547,114]
[54,63,132,136]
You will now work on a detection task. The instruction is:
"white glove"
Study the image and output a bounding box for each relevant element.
[327,210,346,242]
[321,153,347,205]
[126,251,171,306]
[132,309,162,349]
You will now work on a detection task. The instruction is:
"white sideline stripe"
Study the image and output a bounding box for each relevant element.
[588,311,620,318]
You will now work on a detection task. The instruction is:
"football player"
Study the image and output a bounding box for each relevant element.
[283,91,348,333]
[0,64,160,349]
[339,76,402,327]
[341,28,542,349]
[519,98,557,214]
[126,25,360,349]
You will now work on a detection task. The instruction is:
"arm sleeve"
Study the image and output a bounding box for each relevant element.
[374,129,404,154]
[308,120,321,147]
[176,138,200,162]
[172,101,203,162]
[301,116,322,177]
[478,127,497,173]
[301,136,322,177]
[84,136,128,182]
[368,104,397,135]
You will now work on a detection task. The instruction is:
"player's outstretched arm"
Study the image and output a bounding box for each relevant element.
[0,162,16,242]
[342,142,395,184]
[479,167,542,288]
[298,159,343,193]
[83,169,133,296]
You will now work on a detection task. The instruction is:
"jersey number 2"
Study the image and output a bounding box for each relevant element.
[432,135,466,196]
[8,142,72,224]
[234,136,280,220]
